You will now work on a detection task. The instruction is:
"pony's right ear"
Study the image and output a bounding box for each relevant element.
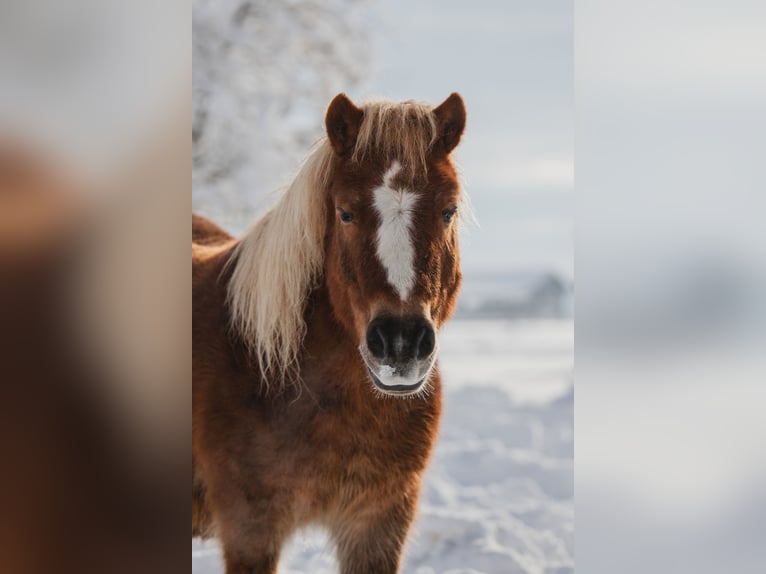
[433,93,466,154]
[325,93,363,157]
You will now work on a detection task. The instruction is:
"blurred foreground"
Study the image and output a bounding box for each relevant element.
[0,121,188,574]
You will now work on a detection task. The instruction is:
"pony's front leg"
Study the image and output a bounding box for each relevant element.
[332,498,418,574]
[217,507,288,574]
[206,481,292,574]
[217,506,288,574]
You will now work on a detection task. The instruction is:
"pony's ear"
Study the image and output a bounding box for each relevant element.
[433,93,466,154]
[325,93,364,157]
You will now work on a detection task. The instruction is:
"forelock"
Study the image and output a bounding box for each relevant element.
[350,99,439,184]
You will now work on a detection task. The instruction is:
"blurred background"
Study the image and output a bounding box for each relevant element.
[576,1,766,573]
[192,1,573,573]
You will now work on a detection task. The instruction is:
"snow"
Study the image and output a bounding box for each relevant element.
[192,319,573,574]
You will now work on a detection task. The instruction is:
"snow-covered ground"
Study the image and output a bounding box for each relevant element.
[193,319,573,574]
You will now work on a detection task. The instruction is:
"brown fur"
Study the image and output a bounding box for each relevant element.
[193,94,466,574]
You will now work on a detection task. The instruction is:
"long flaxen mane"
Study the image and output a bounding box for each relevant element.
[226,99,447,385]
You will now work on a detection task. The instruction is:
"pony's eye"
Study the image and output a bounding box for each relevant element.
[442,207,458,224]
[338,208,355,224]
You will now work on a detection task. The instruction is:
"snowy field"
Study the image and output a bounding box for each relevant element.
[192,319,574,574]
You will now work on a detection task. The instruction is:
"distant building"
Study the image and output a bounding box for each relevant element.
[455,271,573,319]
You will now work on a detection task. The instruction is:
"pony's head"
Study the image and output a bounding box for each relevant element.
[227,94,467,396]
[322,93,467,396]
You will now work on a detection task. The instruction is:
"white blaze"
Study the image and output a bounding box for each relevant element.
[372,161,418,300]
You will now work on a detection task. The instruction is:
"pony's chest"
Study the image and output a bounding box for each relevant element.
[283,387,438,476]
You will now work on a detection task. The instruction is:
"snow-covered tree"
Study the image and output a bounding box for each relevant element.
[192,0,371,232]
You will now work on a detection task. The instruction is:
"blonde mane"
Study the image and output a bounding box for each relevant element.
[227,99,444,385]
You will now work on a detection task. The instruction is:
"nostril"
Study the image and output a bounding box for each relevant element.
[416,324,435,360]
[414,327,426,355]
[366,325,388,359]
[376,327,389,357]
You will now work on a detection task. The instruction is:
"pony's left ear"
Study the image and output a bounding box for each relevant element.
[433,93,466,154]
[325,93,364,157]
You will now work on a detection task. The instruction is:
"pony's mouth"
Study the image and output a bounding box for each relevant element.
[359,345,438,397]
[366,367,428,395]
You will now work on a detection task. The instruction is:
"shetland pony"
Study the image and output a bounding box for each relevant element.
[193,93,467,574]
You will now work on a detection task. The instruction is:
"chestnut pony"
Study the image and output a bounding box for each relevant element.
[193,93,467,574]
